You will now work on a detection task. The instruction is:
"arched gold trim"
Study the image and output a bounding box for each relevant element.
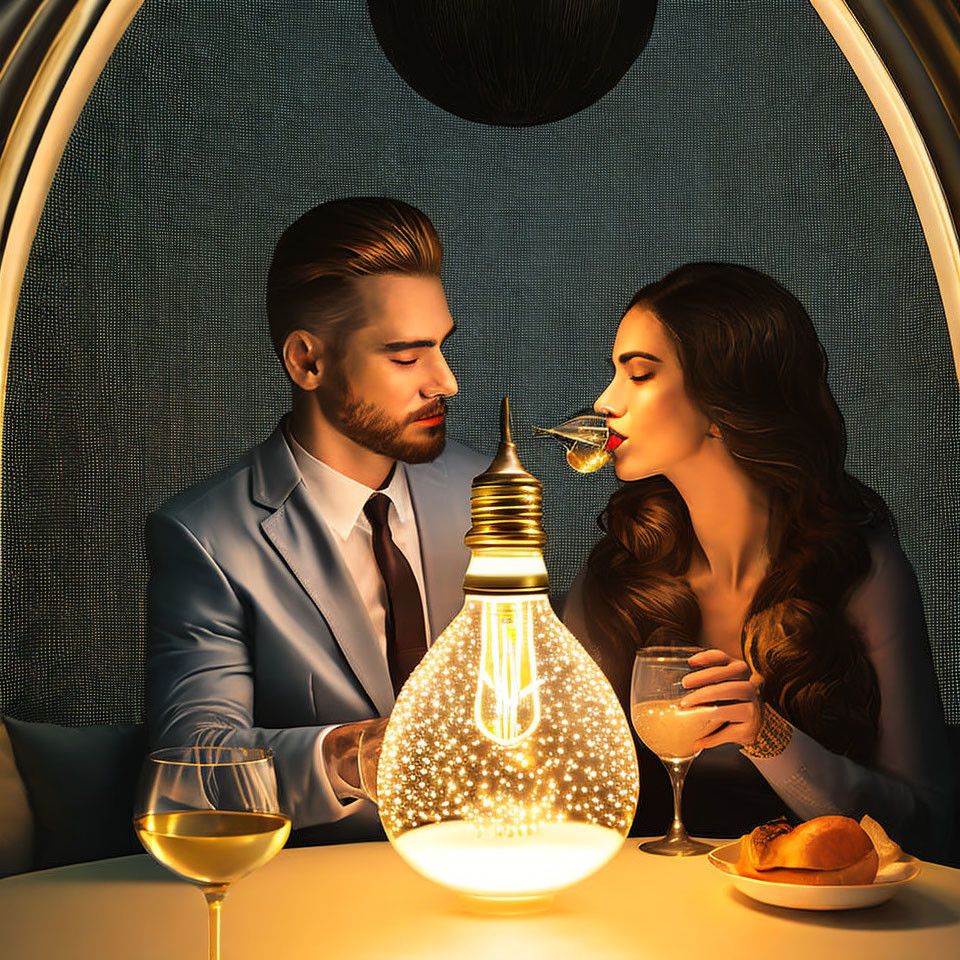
[0,4,51,82]
[811,0,960,372]
[0,0,143,491]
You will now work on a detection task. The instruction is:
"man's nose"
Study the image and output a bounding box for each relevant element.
[425,351,458,398]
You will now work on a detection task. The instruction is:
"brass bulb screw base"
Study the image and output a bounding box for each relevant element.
[462,398,549,595]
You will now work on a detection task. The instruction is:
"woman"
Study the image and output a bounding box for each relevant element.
[563,263,954,859]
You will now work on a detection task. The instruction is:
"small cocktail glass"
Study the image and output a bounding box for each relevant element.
[532,414,612,473]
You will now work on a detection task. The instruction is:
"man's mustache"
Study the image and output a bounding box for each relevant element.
[408,398,448,424]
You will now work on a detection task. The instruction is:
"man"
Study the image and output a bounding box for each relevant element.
[145,197,487,843]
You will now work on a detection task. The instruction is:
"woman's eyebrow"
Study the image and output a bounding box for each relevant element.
[618,350,663,364]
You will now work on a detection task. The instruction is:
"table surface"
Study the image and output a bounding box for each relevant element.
[1,839,959,960]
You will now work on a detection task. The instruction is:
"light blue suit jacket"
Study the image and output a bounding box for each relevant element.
[145,421,488,841]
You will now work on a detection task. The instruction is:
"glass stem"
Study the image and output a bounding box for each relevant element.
[666,759,692,841]
[204,885,228,960]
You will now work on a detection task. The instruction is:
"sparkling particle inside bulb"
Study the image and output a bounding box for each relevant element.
[377,595,639,902]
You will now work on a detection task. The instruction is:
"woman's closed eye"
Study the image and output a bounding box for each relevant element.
[391,358,418,366]
[630,372,653,383]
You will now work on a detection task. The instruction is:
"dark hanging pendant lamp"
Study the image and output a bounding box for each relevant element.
[367,0,659,127]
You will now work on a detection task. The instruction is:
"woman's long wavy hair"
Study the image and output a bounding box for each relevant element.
[583,263,888,763]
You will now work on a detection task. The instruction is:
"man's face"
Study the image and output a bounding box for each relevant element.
[315,274,459,463]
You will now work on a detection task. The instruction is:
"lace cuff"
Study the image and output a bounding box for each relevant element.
[742,702,793,759]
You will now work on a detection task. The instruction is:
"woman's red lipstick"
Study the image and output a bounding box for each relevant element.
[605,430,625,452]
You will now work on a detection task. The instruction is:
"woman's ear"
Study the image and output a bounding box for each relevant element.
[283,330,324,390]
[706,423,722,440]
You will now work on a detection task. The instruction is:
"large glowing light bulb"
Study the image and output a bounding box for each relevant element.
[378,399,639,912]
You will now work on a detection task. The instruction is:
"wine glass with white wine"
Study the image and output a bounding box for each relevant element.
[631,647,719,856]
[134,747,291,960]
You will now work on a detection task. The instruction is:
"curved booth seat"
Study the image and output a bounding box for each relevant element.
[1,716,958,876]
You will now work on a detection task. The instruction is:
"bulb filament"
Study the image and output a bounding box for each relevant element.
[474,601,541,746]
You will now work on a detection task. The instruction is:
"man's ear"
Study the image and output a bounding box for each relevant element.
[283,330,324,390]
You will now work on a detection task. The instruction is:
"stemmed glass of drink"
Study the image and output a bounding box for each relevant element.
[134,746,291,960]
[630,647,718,856]
[532,414,613,473]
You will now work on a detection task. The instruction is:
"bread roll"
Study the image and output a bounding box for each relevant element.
[734,852,879,885]
[735,816,879,885]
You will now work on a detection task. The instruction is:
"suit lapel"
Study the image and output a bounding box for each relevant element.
[407,457,469,640]
[252,424,395,716]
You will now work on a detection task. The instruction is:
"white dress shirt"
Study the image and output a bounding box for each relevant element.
[286,429,432,655]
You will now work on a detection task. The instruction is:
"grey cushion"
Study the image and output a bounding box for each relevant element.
[4,717,146,870]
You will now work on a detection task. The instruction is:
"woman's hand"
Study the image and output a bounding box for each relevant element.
[679,648,763,750]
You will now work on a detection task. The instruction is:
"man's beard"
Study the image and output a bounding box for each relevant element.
[315,364,447,464]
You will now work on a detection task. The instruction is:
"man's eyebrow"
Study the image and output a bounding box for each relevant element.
[617,350,663,364]
[381,323,456,352]
[382,339,436,352]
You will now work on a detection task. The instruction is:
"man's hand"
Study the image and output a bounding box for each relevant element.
[321,717,390,804]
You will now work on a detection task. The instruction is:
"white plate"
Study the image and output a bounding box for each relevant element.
[707,840,921,911]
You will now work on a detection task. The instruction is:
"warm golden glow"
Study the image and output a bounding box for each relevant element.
[463,552,547,580]
[379,399,636,906]
[392,820,624,900]
[378,592,639,903]
[475,598,540,747]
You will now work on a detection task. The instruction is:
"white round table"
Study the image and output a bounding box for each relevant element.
[1,840,958,959]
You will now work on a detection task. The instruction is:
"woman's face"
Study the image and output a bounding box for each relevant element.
[595,305,713,482]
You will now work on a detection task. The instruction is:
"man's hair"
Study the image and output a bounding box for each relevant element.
[266,197,442,364]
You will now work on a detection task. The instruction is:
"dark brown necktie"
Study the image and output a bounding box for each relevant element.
[363,493,428,696]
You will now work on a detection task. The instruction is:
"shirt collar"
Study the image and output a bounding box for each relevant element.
[286,428,414,540]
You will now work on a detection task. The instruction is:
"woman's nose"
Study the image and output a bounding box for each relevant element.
[594,381,618,417]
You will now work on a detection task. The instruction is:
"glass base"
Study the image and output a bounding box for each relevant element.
[638,835,713,857]
[457,892,554,916]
